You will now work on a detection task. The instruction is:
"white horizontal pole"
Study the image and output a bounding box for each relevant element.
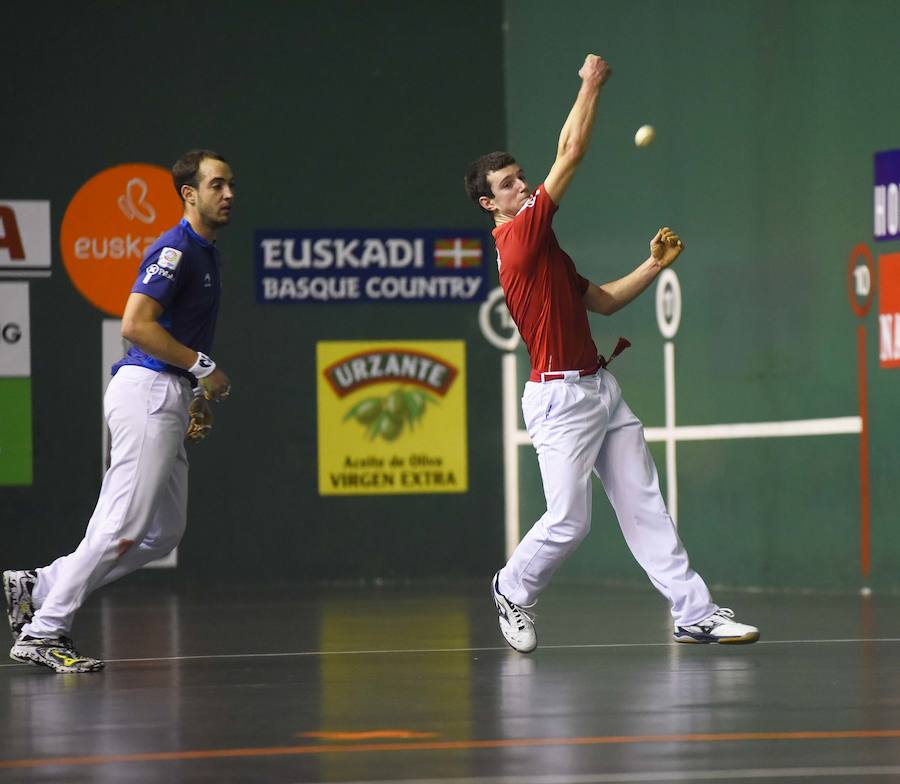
[644,416,862,443]
[515,416,861,447]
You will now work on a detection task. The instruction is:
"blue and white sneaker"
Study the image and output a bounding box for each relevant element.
[10,634,105,673]
[674,608,759,644]
[3,570,37,637]
[492,573,537,653]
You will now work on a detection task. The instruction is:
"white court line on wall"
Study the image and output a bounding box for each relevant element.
[503,350,861,551]
[501,269,862,556]
[646,339,861,524]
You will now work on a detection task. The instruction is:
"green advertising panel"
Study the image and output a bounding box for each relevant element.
[0,378,32,486]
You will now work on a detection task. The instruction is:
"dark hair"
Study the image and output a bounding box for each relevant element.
[464,151,516,214]
[172,149,227,202]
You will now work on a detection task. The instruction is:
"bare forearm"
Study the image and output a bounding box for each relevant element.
[558,80,601,161]
[121,319,199,369]
[544,55,610,204]
[585,227,686,314]
[584,256,663,315]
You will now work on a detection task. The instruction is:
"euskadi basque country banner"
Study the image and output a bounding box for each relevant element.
[255,229,489,303]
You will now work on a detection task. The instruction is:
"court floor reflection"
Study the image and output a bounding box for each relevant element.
[1,580,900,782]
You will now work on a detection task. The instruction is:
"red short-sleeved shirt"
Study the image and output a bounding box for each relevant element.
[493,184,599,380]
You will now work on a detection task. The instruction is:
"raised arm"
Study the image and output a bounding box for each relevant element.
[543,54,612,205]
[583,227,684,315]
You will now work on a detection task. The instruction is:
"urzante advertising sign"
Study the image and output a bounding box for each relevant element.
[316,340,468,496]
[255,230,488,303]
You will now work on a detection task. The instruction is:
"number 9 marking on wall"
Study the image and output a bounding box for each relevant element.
[655,269,682,339]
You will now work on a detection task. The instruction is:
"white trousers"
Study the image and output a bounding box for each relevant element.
[23,366,191,638]
[497,369,717,627]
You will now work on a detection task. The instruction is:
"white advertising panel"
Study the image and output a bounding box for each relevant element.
[0,282,30,376]
[0,201,51,277]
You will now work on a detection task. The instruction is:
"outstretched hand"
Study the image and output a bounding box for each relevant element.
[650,227,684,269]
[578,53,612,87]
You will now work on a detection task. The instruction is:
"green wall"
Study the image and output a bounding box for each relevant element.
[4,1,899,593]
[505,0,900,592]
[1,1,507,581]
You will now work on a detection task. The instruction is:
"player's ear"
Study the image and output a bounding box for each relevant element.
[181,184,196,205]
[478,195,497,213]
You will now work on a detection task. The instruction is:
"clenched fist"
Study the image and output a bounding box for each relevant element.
[579,54,611,87]
[650,227,684,269]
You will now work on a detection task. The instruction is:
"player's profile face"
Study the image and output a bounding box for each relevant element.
[485,165,530,218]
[194,158,235,228]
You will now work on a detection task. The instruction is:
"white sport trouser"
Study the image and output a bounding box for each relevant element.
[23,366,192,638]
[497,368,717,627]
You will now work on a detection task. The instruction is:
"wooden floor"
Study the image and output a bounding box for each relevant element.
[2,579,900,782]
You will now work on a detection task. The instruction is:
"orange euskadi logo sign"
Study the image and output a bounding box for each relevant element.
[60,164,182,316]
[316,340,468,496]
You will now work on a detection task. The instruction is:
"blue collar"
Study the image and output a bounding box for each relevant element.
[180,218,214,248]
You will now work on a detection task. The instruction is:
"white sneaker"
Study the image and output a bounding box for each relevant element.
[491,573,537,653]
[3,569,37,637]
[674,607,759,644]
[10,634,105,673]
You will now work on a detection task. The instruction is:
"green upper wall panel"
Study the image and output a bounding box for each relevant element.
[504,0,900,592]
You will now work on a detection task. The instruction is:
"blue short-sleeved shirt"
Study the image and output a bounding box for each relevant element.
[112,219,222,380]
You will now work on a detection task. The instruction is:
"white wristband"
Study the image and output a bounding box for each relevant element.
[189,352,216,379]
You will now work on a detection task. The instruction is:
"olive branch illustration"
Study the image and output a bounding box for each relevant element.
[343,387,439,441]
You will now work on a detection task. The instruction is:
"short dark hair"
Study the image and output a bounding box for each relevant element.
[172,149,227,202]
[464,151,516,214]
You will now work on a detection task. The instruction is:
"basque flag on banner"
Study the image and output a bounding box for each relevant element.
[434,238,483,268]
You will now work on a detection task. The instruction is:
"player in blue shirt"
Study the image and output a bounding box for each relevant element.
[3,150,235,673]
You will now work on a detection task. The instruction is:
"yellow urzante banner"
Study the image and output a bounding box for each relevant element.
[317,340,467,495]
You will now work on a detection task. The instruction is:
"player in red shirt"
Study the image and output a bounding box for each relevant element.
[465,54,758,653]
